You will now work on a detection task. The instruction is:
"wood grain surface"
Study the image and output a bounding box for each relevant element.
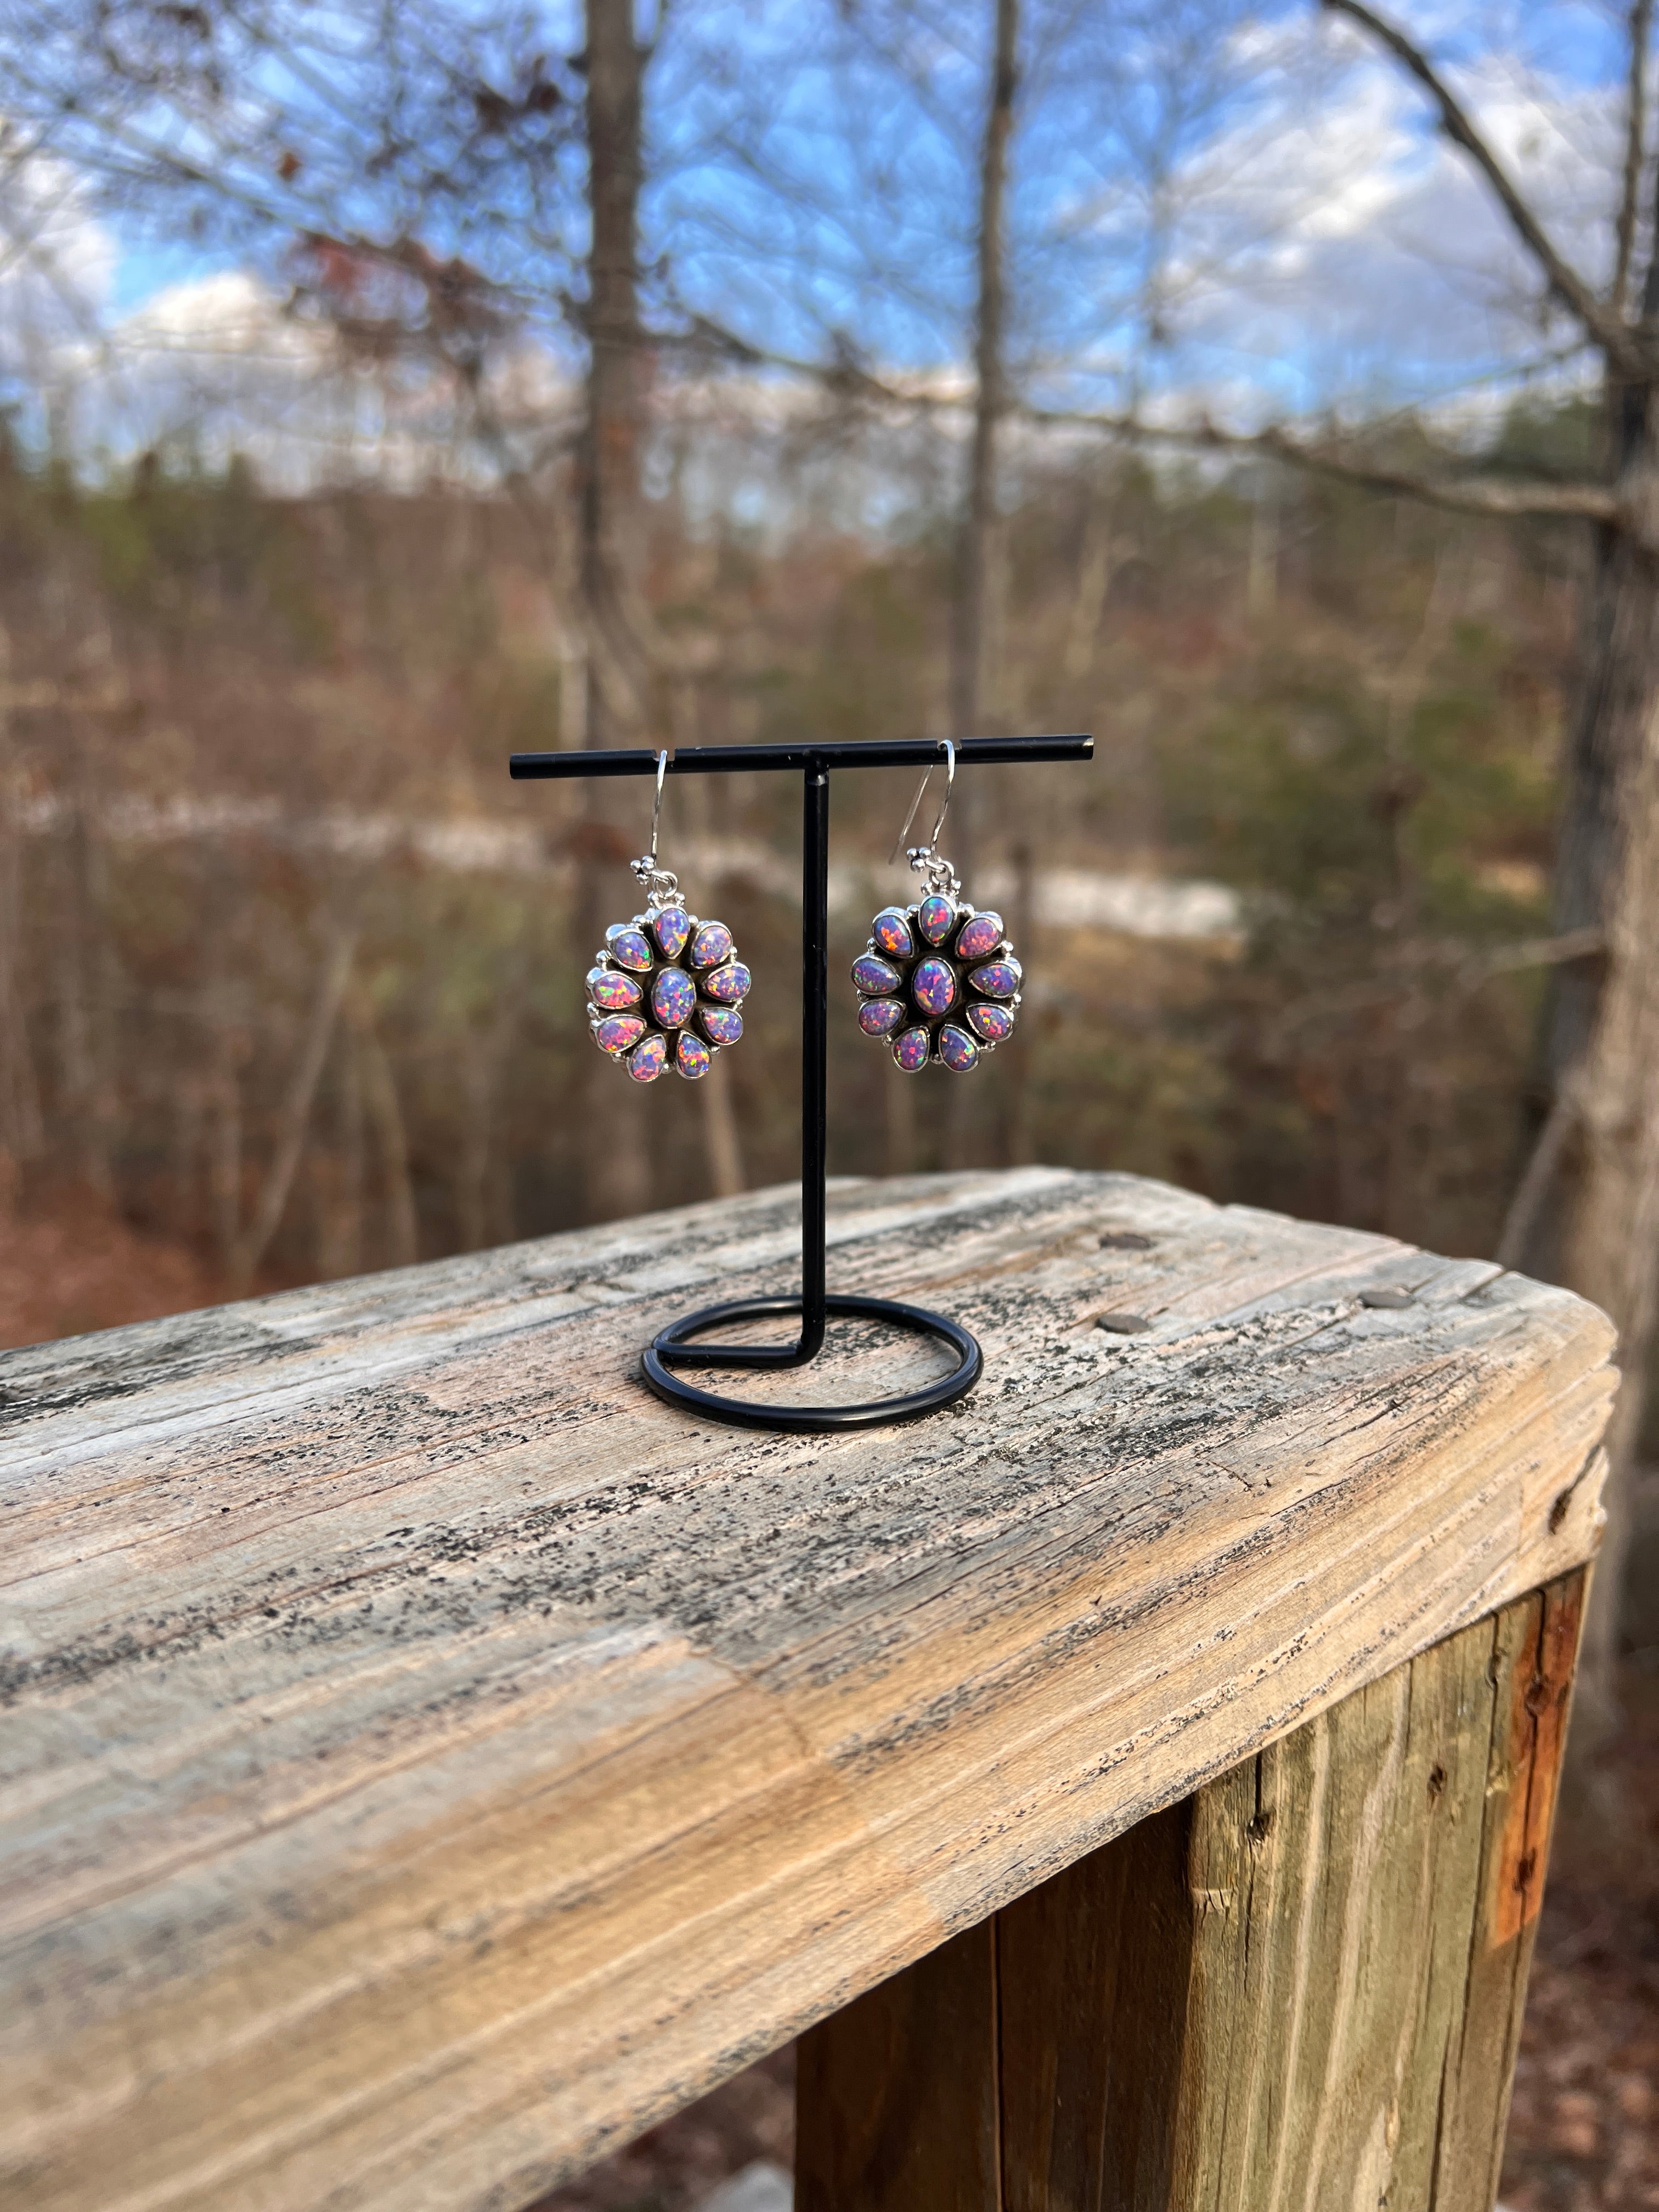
[0,1168,1615,2212]
[797,1571,1588,2211]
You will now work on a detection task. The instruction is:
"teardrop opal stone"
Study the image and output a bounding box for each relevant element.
[690,921,732,969]
[676,1032,711,1080]
[872,909,913,958]
[651,967,696,1028]
[701,1006,744,1046]
[588,967,642,1011]
[595,1014,647,1055]
[966,1001,1015,1043]
[651,906,692,960]
[912,958,957,1017]
[628,1032,668,1082]
[918,894,955,945]
[969,960,1022,999]
[703,962,751,1005]
[939,1025,979,1073]
[607,927,653,973]
[859,997,905,1037]
[851,954,900,996]
[955,912,1003,962]
[892,1026,930,1073]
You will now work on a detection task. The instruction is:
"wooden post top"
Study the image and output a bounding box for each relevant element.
[0,1168,1615,2212]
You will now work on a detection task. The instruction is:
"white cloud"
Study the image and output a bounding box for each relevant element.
[1139,13,1617,416]
[0,137,116,432]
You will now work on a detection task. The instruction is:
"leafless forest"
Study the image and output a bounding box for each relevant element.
[0,0,1655,2201]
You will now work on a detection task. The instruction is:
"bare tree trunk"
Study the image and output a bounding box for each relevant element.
[0,626,42,1217]
[583,0,652,744]
[699,1053,745,1198]
[353,1001,419,1269]
[208,1006,245,1272]
[55,762,117,1204]
[334,1024,365,1278]
[230,927,357,1288]
[1542,526,1659,1754]
[1378,545,1463,1241]
[944,0,1018,1170]
[1062,490,1118,682]
[578,0,653,1224]
[1517,285,1659,1747]
[456,947,527,1251]
[1539,528,1654,1138]
[1246,471,1279,624]
[950,0,1018,754]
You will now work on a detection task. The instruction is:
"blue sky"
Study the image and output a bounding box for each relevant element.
[3,0,1633,467]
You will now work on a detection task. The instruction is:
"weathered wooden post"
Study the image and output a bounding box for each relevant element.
[0,1169,1612,2212]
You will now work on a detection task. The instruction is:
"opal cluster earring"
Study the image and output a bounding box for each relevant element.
[586,752,751,1084]
[850,740,1022,1074]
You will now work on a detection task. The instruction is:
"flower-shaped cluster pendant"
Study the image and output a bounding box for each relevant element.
[588,899,751,1082]
[851,890,1021,1074]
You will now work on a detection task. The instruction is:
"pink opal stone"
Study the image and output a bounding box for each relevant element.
[703,961,751,1005]
[859,997,905,1037]
[628,1033,668,1082]
[966,1002,1015,1043]
[701,1006,743,1046]
[595,1013,647,1056]
[872,909,913,958]
[651,906,692,960]
[690,921,733,969]
[589,967,642,1012]
[955,912,1003,962]
[892,1026,930,1073]
[939,1024,979,1073]
[651,967,697,1028]
[917,894,955,945]
[607,927,653,973]
[969,960,1022,999]
[852,953,901,996]
[676,1032,711,1080]
[912,958,957,1017]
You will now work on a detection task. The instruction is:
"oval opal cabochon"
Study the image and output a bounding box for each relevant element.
[851,954,901,996]
[955,912,1003,962]
[917,894,955,945]
[703,962,751,1005]
[872,910,913,958]
[651,907,692,960]
[608,929,653,973]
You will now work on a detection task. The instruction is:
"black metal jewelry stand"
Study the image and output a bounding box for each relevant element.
[510,735,1093,1432]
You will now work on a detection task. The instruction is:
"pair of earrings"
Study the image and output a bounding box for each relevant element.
[850,742,1023,1075]
[587,742,1023,1084]
[586,752,751,1084]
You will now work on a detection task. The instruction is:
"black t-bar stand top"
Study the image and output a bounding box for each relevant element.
[510,735,1094,1432]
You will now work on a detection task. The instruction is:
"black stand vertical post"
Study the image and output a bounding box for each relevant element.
[800,759,829,1363]
[511,735,1092,1433]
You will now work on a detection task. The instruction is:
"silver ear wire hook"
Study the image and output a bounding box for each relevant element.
[891,738,955,864]
[648,748,668,872]
[630,749,680,906]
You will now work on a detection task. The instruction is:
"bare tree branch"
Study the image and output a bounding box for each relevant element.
[1026,406,1622,526]
[678,309,1617,530]
[1323,0,1639,368]
[1496,1077,1584,1270]
[1616,0,1653,314]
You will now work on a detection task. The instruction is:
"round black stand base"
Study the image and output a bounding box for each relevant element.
[641,1293,983,1434]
